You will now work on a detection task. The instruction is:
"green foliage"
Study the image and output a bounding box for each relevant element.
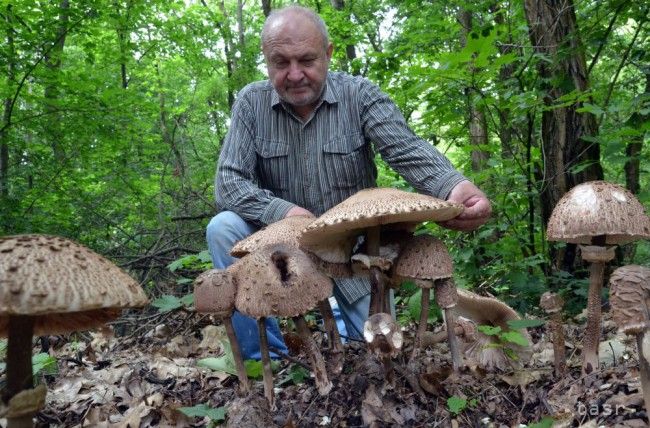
[32,353,58,378]
[151,294,194,312]
[178,403,226,424]
[446,395,477,415]
[525,417,555,428]
[278,364,310,386]
[197,337,278,379]
[167,251,213,272]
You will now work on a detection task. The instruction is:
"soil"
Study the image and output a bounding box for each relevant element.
[15,309,649,427]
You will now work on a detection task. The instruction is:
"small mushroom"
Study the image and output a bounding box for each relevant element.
[454,289,531,371]
[230,216,345,375]
[363,312,403,385]
[300,188,463,316]
[547,181,650,374]
[0,234,149,428]
[194,269,250,394]
[231,244,334,408]
[392,235,462,369]
[539,292,567,377]
[609,265,650,414]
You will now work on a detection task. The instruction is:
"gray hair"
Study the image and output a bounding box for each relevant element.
[261,5,330,50]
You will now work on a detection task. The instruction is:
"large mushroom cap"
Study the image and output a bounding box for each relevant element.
[0,234,148,336]
[609,265,650,335]
[231,216,314,258]
[393,235,453,287]
[232,244,333,319]
[194,269,236,316]
[299,188,463,259]
[301,187,463,242]
[547,181,650,245]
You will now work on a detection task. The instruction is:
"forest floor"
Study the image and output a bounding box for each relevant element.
[21,306,649,427]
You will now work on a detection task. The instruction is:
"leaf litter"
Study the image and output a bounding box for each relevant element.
[7,308,648,427]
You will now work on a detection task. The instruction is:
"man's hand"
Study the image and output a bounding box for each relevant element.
[439,180,491,232]
[285,206,315,218]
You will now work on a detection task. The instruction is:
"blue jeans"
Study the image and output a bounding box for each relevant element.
[206,211,373,359]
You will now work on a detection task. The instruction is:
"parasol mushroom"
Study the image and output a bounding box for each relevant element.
[300,187,463,316]
[547,180,650,374]
[539,292,567,377]
[363,312,403,385]
[230,215,344,374]
[230,243,333,408]
[392,235,462,370]
[193,269,250,394]
[454,289,531,371]
[609,265,650,414]
[0,234,148,428]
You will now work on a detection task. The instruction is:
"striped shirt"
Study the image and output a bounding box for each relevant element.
[215,71,466,303]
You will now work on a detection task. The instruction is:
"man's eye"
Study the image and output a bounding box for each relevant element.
[301,58,315,65]
[273,59,288,67]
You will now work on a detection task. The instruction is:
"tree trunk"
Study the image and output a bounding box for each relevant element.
[524,0,604,271]
[44,0,70,163]
[261,0,272,17]
[458,9,489,172]
[330,0,359,75]
[1,5,15,198]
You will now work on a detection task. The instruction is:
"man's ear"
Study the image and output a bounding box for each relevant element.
[326,43,334,61]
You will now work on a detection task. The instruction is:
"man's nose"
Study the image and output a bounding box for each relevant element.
[287,62,304,81]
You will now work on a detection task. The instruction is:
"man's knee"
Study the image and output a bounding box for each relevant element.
[206,211,255,246]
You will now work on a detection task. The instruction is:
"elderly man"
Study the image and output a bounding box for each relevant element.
[206,6,491,359]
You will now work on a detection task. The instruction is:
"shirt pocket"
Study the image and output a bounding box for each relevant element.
[322,133,368,189]
[254,137,290,192]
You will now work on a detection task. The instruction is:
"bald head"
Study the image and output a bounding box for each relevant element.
[262,6,330,52]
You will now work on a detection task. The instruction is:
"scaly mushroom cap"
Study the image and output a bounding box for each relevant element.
[0,234,148,336]
[393,235,453,288]
[194,269,236,317]
[540,292,564,314]
[547,181,650,245]
[230,216,314,258]
[299,187,464,261]
[609,265,650,335]
[232,244,333,319]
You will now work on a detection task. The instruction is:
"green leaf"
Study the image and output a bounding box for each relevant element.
[180,293,195,306]
[32,353,58,376]
[447,396,468,415]
[477,325,502,336]
[178,403,226,422]
[500,331,529,347]
[197,356,237,376]
[526,417,555,428]
[278,364,310,386]
[151,295,183,312]
[507,319,545,329]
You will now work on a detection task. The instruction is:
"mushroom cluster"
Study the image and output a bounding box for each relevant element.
[547,181,650,374]
[0,234,148,428]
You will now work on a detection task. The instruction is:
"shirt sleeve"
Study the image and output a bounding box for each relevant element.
[358,80,467,199]
[214,93,296,225]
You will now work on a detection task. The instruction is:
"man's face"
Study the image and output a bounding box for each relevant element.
[263,18,333,111]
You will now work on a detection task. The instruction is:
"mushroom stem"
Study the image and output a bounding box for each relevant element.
[257,317,275,409]
[411,287,431,360]
[4,315,35,428]
[583,259,605,374]
[317,299,344,375]
[636,330,650,418]
[444,308,462,372]
[223,316,250,395]
[435,279,463,372]
[580,236,613,375]
[293,316,333,395]
[366,226,384,316]
[549,312,567,377]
